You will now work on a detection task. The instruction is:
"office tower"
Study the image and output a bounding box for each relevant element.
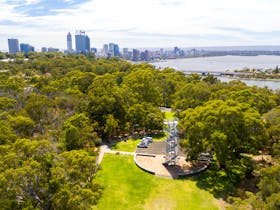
[113,44,120,57]
[67,32,72,51]
[85,35,90,52]
[174,46,180,56]
[190,48,198,57]
[123,48,128,59]
[123,48,128,54]
[103,44,109,55]
[48,47,59,52]
[143,50,149,61]
[132,49,140,61]
[109,43,115,56]
[42,47,47,52]
[20,43,34,53]
[75,30,90,54]
[91,48,97,54]
[8,38,19,54]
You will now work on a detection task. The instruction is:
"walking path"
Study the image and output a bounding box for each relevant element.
[96,144,135,165]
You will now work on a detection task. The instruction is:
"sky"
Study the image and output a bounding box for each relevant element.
[1,0,280,51]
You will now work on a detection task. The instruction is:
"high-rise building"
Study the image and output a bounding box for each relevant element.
[123,48,128,54]
[132,49,140,61]
[103,44,109,55]
[8,39,19,54]
[48,47,59,52]
[20,43,34,53]
[109,43,115,56]
[113,44,120,57]
[75,30,90,54]
[85,35,90,52]
[91,48,97,54]
[42,47,47,52]
[107,43,120,57]
[123,48,129,59]
[67,32,72,51]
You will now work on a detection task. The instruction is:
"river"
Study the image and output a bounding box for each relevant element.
[151,55,280,90]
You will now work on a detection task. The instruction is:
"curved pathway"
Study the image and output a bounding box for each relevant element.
[97,144,135,165]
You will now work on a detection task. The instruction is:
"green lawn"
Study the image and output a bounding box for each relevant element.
[111,133,168,152]
[164,111,175,120]
[93,154,222,210]
[111,138,141,152]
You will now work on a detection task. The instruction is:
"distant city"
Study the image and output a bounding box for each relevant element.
[5,30,280,62]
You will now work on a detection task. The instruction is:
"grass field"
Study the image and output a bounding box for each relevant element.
[164,111,175,120]
[111,133,168,152]
[93,154,222,210]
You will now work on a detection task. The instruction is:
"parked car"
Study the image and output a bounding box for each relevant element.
[143,137,153,143]
[198,153,213,161]
[137,141,148,148]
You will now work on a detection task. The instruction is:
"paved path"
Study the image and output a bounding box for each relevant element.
[96,144,135,165]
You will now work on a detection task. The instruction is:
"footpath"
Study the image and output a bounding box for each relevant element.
[96,144,135,165]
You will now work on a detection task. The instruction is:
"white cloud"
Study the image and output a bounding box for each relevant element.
[25,0,41,4]
[1,0,280,51]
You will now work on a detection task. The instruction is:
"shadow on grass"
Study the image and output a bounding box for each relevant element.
[191,163,235,199]
[152,132,167,141]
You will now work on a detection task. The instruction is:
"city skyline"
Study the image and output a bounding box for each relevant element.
[1,0,280,51]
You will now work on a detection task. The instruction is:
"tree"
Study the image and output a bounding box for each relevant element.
[202,74,219,84]
[157,69,187,107]
[0,120,17,144]
[173,82,211,111]
[25,93,51,134]
[63,113,100,150]
[104,114,118,140]
[179,100,267,169]
[0,97,17,110]
[0,139,55,210]
[0,139,102,210]
[263,107,280,155]
[9,115,35,137]
[122,69,162,105]
[126,103,164,134]
[87,74,127,137]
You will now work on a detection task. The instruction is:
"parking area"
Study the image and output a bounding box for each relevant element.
[136,141,167,155]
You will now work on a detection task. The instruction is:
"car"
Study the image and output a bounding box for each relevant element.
[137,141,148,148]
[143,137,153,143]
[198,153,213,161]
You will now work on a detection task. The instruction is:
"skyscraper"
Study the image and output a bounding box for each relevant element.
[103,44,109,55]
[113,44,120,57]
[85,35,90,52]
[109,43,115,56]
[8,39,19,54]
[132,49,140,61]
[67,32,72,51]
[75,30,90,54]
[20,43,34,53]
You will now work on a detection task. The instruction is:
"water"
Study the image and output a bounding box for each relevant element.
[218,77,280,90]
[151,55,280,90]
